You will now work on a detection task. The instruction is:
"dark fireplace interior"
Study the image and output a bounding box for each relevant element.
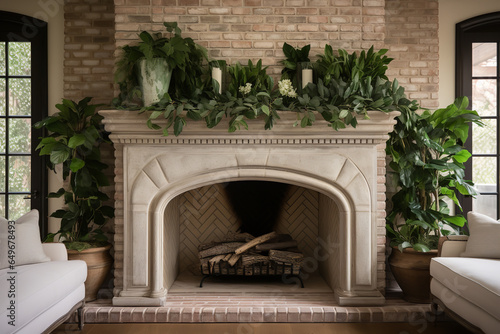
[224,181,290,237]
[197,181,306,288]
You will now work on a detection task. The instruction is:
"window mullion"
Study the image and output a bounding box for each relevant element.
[497,42,500,219]
[4,41,8,219]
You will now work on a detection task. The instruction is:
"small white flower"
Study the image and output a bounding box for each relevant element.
[278,79,297,98]
[239,83,252,95]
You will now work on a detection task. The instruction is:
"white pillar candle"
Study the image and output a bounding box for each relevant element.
[302,69,313,89]
[212,67,222,93]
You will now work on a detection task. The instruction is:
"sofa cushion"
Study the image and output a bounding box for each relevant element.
[431,257,500,320]
[462,211,500,259]
[431,279,500,334]
[0,210,50,270]
[0,260,87,332]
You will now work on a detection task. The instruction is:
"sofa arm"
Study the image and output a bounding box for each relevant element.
[437,235,469,257]
[42,243,68,261]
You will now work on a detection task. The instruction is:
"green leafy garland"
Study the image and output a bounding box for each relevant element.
[113,34,417,136]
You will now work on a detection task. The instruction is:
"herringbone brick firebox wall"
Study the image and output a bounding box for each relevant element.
[178,184,320,273]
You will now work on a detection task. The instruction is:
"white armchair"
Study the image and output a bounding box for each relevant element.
[431,220,500,334]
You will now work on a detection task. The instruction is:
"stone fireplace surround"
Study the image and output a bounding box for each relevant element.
[101,109,397,307]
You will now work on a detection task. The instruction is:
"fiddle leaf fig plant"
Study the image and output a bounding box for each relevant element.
[35,97,114,251]
[386,96,483,252]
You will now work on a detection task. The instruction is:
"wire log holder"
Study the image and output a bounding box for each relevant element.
[199,260,304,288]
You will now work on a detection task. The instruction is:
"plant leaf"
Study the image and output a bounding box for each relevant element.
[68,134,86,149]
[70,158,85,173]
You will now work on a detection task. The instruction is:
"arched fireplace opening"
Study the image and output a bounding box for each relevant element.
[165,180,342,293]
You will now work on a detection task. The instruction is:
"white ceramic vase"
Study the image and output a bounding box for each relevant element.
[137,58,172,106]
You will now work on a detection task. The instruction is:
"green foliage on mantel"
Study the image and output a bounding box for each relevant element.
[112,25,417,137]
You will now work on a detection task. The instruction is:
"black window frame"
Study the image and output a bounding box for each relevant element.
[456,11,500,220]
[0,11,48,236]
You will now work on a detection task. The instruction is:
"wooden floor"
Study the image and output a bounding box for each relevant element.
[55,322,473,334]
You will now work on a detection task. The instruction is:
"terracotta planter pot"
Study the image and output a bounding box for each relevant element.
[388,246,438,303]
[67,244,113,302]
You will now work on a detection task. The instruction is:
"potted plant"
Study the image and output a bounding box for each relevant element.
[385,96,483,302]
[114,22,208,107]
[35,97,115,301]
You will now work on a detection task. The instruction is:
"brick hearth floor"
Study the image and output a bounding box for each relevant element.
[83,292,437,323]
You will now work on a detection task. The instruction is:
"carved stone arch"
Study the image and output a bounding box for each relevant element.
[125,151,374,302]
[105,109,395,306]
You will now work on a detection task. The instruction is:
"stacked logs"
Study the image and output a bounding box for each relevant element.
[199,231,304,276]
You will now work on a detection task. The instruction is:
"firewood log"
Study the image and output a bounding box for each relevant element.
[234,231,278,255]
[198,241,219,251]
[198,242,244,259]
[255,240,298,251]
[228,253,241,267]
[241,255,269,267]
[209,254,227,264]
[222,231,255,242]
[269,249,304,266]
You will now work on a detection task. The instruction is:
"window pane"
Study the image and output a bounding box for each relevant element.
[473,119,497,154]
[9,78,31,116]
[9,118,31,153]
[473,192,497,220]
[472,79,497,116]
[0,156,4,192]
[0,42,4,76]
[473,156,497,185]
[8,194,30,220]
[0,118,5,153]
[0,78,5,116]
[9,156,30,192]
[8,42,31,76]
[0,195,4,218]
[473,43,497,77]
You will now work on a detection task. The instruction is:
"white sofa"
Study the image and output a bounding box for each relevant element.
[0,243,87,334]
[0,210,88,333]
[430,212,500,334]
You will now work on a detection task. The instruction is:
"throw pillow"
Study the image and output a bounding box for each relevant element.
[0,209,50,270]
[461,211,500,259]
